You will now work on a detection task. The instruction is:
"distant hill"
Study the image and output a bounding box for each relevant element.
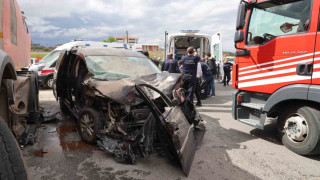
[223,51,235,57]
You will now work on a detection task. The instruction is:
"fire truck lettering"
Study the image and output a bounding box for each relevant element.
[283,51,308,55]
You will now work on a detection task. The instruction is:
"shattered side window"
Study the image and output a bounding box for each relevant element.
[55,51,67,70]
[85,56,162,81]
[39,50,62,63]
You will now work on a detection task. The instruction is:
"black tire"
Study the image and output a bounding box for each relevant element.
[279,105,320,155]
[44,75,53,89]
[78,107,104,144]
[0,117,28,180]
[59,100,70,115]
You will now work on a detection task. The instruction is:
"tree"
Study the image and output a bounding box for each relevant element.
[102,36,117,43]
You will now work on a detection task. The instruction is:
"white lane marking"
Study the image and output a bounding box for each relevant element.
[239,58,316,75]
[238,75,310,88]
[239,52,320,71]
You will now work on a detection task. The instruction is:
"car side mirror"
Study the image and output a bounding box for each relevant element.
[236,3,246,30]
[234,30,244,43]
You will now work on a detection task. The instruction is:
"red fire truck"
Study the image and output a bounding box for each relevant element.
[0,0,39,178]
[233,0,320,155]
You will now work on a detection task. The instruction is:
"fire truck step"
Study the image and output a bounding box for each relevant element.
[241,103,264,111]
[239,118,263,129]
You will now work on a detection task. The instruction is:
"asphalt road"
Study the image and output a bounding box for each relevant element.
[23,83,320,180]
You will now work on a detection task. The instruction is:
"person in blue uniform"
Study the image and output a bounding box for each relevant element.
[161,53,180,73]
[205,53,217,96]
[178,60,183,73]
[181,47,201,103]
[223,59,233,86]
[200,60,213,98]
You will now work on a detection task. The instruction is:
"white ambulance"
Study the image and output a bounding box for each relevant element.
[164,30,223,80]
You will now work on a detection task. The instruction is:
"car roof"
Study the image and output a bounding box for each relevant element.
[55,41,127,51]
[76,47,146,58]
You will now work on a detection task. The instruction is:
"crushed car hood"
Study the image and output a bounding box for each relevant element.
[85,73,181,105]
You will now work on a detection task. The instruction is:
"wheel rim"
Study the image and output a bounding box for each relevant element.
[80,113,94,139]
[47,78,53,88]
[284,114,309,142]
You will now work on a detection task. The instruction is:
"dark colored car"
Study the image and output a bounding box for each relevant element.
[53,47,205,176]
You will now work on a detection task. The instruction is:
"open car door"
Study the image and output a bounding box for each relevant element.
[53,50,68,100]
[135,84,206,176]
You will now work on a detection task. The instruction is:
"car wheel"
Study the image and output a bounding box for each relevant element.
[79,108,103,144]
[59,100,70,115]
[279,105,320,155]
[44,75,53,89]
[0,117,28,180]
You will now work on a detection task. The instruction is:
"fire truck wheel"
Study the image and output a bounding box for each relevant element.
[0,117,28,180]
[279,105,320,155]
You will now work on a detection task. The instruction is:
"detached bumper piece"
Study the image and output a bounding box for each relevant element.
[97,84,206,176]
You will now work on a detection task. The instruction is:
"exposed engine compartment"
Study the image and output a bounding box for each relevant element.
[79,83,205,176]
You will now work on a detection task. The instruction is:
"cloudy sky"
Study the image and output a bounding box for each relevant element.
[18,0,239,52]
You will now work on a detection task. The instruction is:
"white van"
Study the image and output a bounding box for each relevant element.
[29,41,128,88]
[131,44,143,53]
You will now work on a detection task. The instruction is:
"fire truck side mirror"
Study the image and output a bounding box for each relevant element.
[236,3,246,30]
[234,31,244,43]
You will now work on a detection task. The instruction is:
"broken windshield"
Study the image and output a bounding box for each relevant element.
[85,56,162,81]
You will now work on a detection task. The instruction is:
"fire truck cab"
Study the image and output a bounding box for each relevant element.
[233,0,320,155]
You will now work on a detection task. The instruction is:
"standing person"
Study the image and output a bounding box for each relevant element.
[200,60,213,98]
[143,51,159,66]
[223,59,233,86]
[157,57,162,69]
[161,53,180,73]
[181,47,201,104]
[206,53,217,96]
[178,60,183,73]
[195,59,202,106]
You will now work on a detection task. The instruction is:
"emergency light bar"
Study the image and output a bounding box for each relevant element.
[180,30,200,33]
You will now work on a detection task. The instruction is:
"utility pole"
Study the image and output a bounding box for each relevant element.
[126,30,129,45]
[164,31,168,60]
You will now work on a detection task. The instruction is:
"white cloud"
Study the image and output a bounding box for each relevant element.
[17,0,239,51]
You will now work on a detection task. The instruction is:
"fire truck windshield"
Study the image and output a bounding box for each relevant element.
[247,0,312,45]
